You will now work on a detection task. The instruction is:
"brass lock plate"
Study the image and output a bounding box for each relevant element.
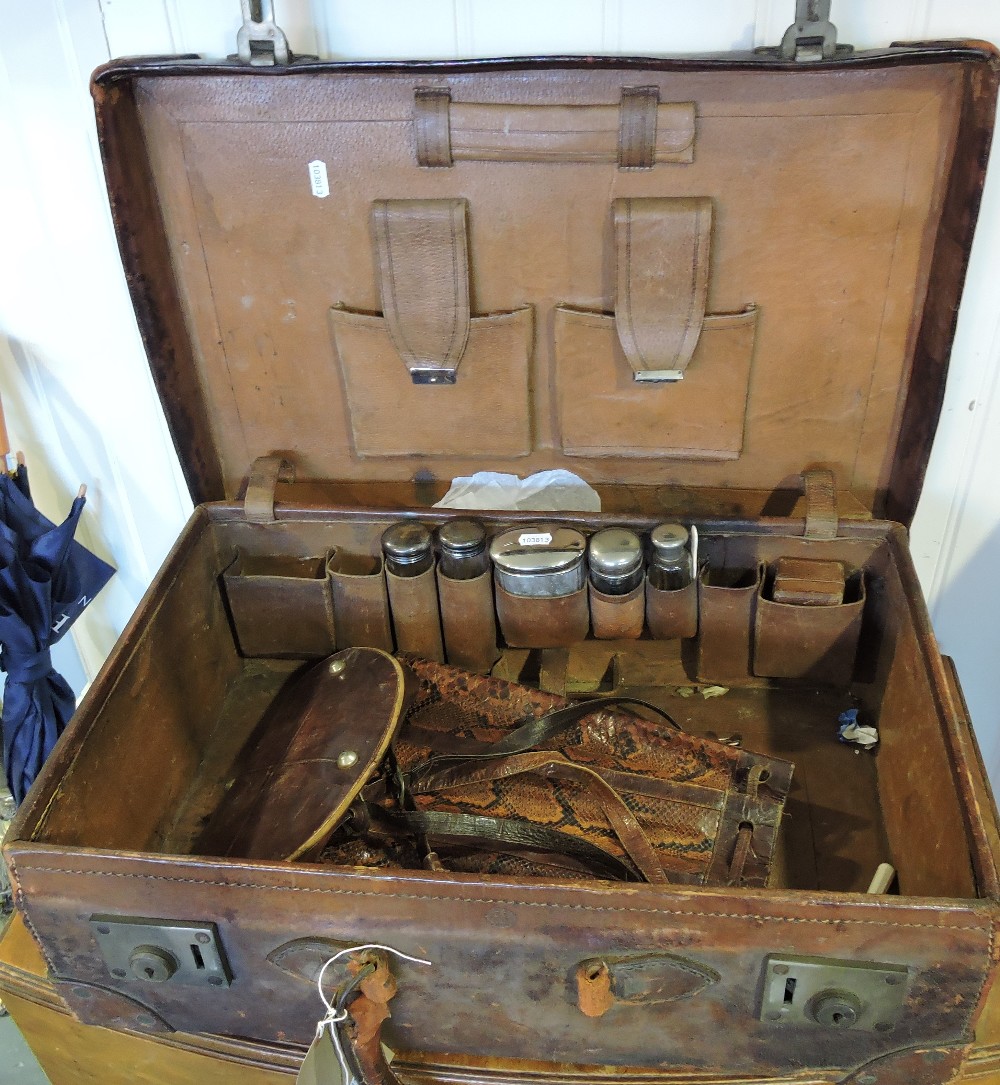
[759,954,908,1032]
[90,915,231,988]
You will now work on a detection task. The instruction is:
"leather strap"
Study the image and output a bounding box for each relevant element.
[413,90,695,166]
[243,455,294,523]
[371,199,471,383]
[414,751,669,884]
[613,197,713,381]
[618,86,659,168]
[371,806,641,882]
[413,87,453,167]
[803,467,839,539]
[410,695,680,766]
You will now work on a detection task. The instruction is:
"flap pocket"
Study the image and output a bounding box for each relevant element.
[555,305,758,458]
[331,305,534,458]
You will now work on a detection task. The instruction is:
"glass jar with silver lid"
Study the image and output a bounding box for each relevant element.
[436,518,490,580]
[381,521,434,578]
[489,524,587,597]
[588,528,644,596]
[648,523,693,591]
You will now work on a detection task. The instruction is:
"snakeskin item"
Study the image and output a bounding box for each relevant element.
[324,659,793,886]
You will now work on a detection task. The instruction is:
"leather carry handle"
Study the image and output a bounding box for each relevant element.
[413,87,696,167]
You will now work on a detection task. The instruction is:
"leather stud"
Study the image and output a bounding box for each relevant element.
[337,750,359,769]
[329,659,347,676]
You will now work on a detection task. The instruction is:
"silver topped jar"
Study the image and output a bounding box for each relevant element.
[489,524,586,598]
[381,522,434,577]
[648,523,693,591]
[436,518,490,580]
[588,528,644,596]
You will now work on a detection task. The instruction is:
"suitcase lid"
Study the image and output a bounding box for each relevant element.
[91,34,999,525]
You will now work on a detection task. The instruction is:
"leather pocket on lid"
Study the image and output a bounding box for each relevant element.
[555,197,757,459]
[330,198,533,458]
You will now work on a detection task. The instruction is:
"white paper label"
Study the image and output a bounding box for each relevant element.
[308,160,330,198]
[518,532,552,547]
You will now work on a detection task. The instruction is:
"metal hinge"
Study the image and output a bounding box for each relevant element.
[779,0,852,62]
[237,0,290,66]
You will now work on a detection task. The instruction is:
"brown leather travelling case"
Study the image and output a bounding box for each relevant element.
[3,12,1000,1085]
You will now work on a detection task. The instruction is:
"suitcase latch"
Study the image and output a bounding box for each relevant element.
[90,915,232,989]
[777,1,852,63]
[236,0,290,66]
[759,954,909,1032]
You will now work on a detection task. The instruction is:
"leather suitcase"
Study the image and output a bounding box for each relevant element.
[3,10,1000,1085]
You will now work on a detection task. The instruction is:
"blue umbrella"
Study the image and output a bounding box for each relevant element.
[0,473,115,804]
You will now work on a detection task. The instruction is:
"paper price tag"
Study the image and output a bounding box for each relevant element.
[297,1025,345,1085]
[308,160,330,198]
[518,532,552,547]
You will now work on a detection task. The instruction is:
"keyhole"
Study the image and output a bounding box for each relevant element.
[144,967,155,979]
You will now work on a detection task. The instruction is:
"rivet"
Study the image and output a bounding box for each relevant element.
[884,974,901,985]
[95,925,111,936]
[337,750,359,770]
[857,1074,877,1085]
[766,1011,782,1021]
[136,1013,156,1028]
[196,932,211,945]
[208,976,224,987]
[773,964,789,975]
[111,968,127,979]
[329,659,346,676]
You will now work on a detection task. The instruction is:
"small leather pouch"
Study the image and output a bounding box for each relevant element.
[222,549,336,659]
[495,583,590,649]
[645,578,698,640]
[696,565,761,684]
[753,566,866,686]
[386,563,445,663]
[437,568,501,673]
[328,552,394,652]
[589,581,645,640]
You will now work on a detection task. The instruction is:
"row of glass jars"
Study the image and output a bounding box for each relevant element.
[380,519,693,597]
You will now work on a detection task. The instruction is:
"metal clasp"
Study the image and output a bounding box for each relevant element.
[237,0,290,66]
[780,0,847,62]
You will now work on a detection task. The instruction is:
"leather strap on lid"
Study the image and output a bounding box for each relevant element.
[803,467,839,539]
[371,199,471,384]
[413,88,453,167]
[413,89,694,166]
[618,87,659,168]
[244,454,294,523]
[613,197,713,381]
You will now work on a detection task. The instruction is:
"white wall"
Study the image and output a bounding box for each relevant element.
[4,0,1000,783]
